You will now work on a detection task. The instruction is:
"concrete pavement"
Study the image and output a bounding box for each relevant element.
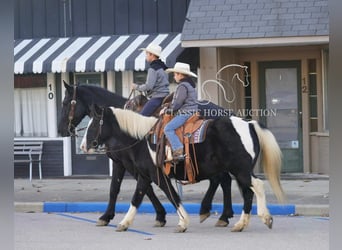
[14,174,329,216]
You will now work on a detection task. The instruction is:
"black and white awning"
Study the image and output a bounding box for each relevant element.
[14,33,183,74]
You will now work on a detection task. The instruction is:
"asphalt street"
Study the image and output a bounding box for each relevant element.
[15,212,329,250]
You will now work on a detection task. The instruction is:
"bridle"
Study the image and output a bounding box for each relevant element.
[67,85,88,136]
[88,106,143,153]
[67,85,78,136]
[88,106,104,149]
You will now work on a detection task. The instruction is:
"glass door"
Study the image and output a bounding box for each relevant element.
[259,61,303,173]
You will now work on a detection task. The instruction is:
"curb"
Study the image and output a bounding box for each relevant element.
[14,202,329,216]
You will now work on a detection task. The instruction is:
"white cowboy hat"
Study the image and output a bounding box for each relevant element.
[139,43,162,57]
[166,62,197,78]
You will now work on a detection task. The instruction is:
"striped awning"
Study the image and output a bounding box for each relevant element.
[14,33,183,74]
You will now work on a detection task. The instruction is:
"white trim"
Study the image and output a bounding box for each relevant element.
[106,71,116,92]
[75,36,111,72]
[51,37,92,73]
[122,71,133,97]
[161,34,182,62]
[32,38,69,73]
[14,39,32,56]
[63,137,72,176]
[181,36,329,48]
[46,73,57,138]
[94,36,129,72]
[115,35,149,71]
[15,39,50,74]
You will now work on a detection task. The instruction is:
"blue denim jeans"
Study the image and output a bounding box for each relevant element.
[164,114,192,151]
[140,97,164,117]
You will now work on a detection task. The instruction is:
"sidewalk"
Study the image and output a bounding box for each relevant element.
[14,174,329,216]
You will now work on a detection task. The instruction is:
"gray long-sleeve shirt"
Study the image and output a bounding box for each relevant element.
[136,66,170,98]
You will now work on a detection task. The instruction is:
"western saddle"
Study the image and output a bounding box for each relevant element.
[150,113,211,184]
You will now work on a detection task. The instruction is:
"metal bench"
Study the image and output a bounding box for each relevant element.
[14,141,43,181]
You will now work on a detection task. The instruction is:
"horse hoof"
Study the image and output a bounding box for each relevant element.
[231,226,244,232]
[96,220,109,226]
[174,225,187,233]
[200,213,210,223]
[115,224,128,232]
[215,220,228,227]
[264,216,273,229]
[154,220,166,227]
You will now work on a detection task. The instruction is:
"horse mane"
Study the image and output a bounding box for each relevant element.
[110,108,158,140]
[77,84,127,108]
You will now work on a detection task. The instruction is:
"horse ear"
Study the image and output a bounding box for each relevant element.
[90,103,102,117]
[63,80,73,93]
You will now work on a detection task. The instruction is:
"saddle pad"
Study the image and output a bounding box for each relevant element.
[149,119,211,144]
[192,119,211,143]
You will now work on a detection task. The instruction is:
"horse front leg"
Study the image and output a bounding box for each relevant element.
[116,175,150,232]
[97,160,126,226]
[145,185,167,227]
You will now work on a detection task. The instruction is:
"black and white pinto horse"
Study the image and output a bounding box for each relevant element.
[57,82,234,228]
[81,104,285,232]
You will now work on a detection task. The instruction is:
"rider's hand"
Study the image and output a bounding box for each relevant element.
[159,107,167,115]
[131,83,137,90]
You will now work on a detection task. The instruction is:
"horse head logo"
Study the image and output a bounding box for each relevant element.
[197,64,250,105]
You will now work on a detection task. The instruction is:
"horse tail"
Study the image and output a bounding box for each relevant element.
[251,121,286,203]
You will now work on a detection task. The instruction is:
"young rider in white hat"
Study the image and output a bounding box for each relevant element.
[161,62,198,161]
[132,43,170,116]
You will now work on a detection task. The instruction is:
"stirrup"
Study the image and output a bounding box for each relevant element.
[164,154,186,163]
[172,154,186,163]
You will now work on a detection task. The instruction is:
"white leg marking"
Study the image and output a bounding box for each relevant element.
[232,211,251,232]
[177,204,190,230]
[119,203,137,228]
[251,177,271,223]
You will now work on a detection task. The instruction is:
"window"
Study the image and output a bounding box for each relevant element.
[14,75,48,137]
[308,59,318,132]
[244,62,252,119]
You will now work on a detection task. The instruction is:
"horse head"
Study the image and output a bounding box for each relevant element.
[57,81,89,136]
[80,104,111,153]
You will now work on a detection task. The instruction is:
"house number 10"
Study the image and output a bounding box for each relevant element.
[48,84,54,100]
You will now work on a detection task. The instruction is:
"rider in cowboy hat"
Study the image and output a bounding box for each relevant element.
[161,62,198,161]
[132,43,170,116]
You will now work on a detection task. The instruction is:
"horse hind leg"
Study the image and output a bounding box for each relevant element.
[199,176,220,223]
[156,173,189,232]
[250,176,273,229]
[216,172,233,227]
